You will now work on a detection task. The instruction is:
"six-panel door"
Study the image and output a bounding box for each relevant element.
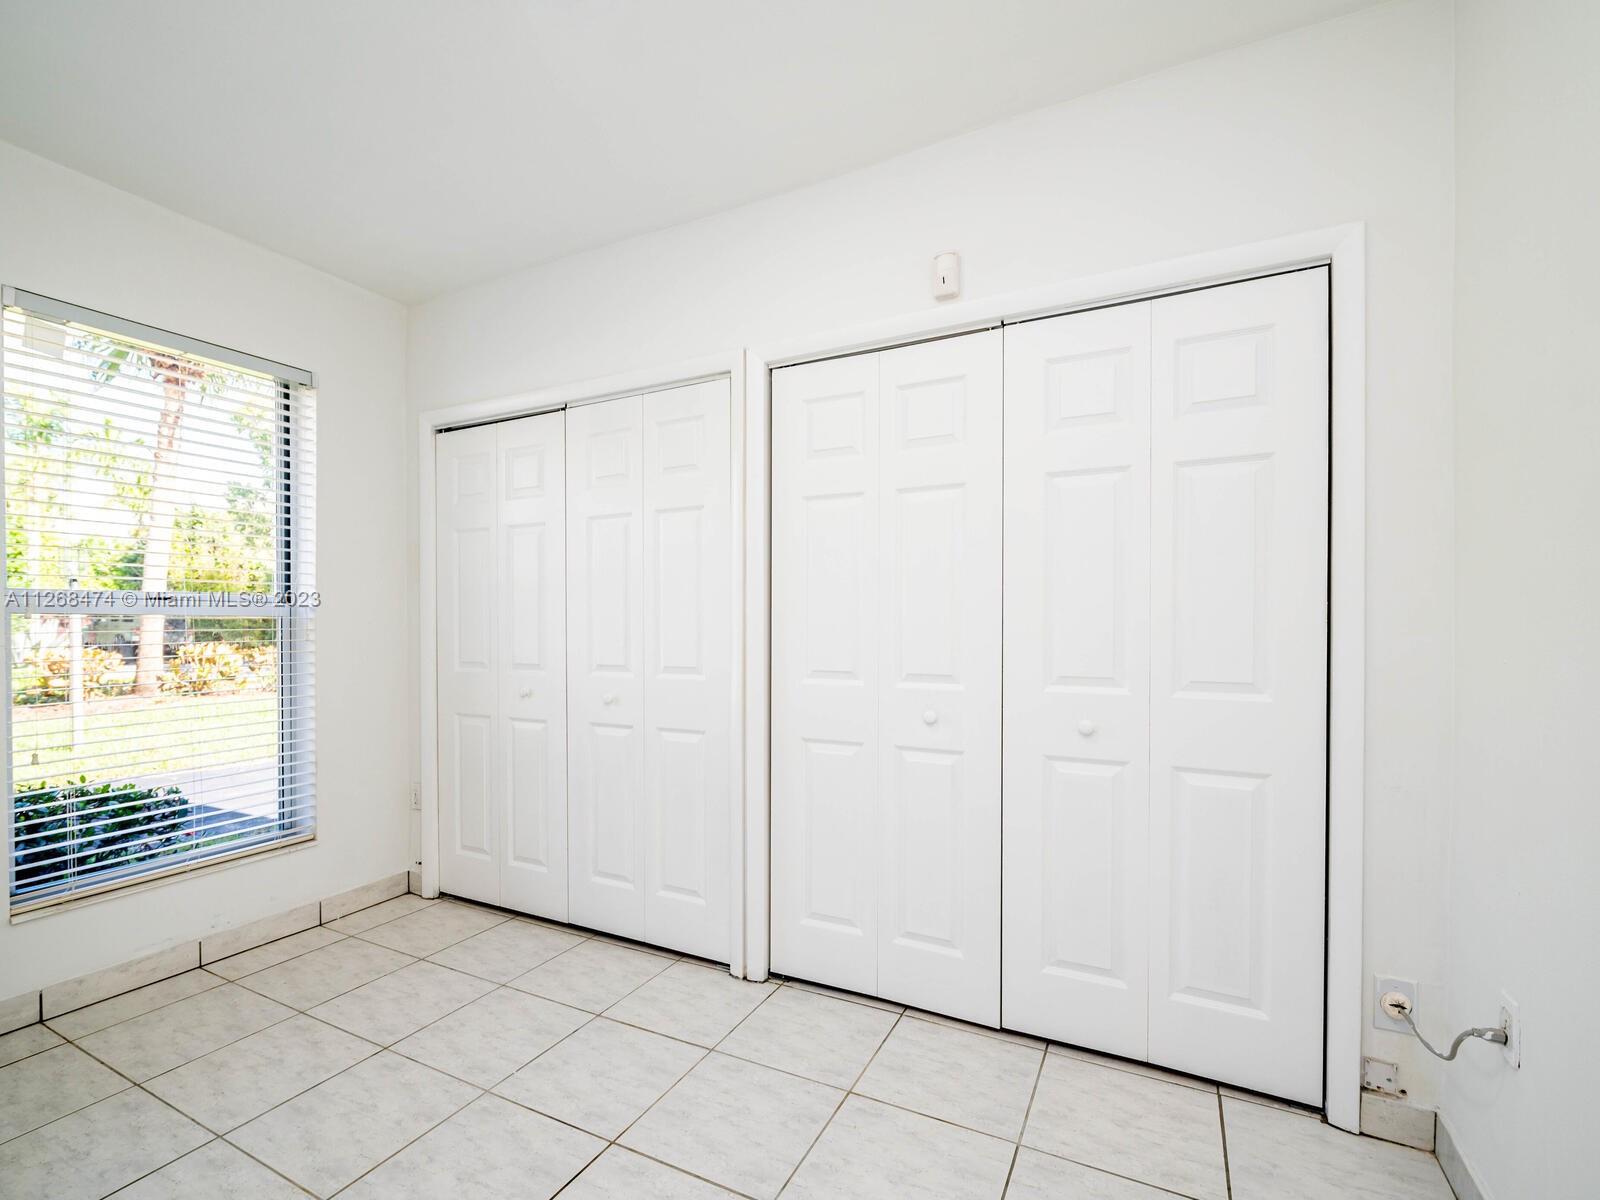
[435,411,568,917]
[1147,269,1328,1103]
[566,381,734,958]
[771,331,1003,1024]
[1002,302,1153,1060]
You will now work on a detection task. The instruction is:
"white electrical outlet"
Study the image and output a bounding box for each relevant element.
[1374,976,1417,1032]
[1499,991,1521,1068]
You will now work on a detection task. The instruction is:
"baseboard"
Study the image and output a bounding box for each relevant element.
[408,868,422,895]
[1359,1090,1435,1151]
[17,871,410,1027]
[320,872,410,922]
[1436,1118,1491,1200]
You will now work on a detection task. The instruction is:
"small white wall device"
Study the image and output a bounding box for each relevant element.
[932,251,961,300]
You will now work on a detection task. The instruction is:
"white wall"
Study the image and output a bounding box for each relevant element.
[0,141,411,997]
[409,0,1459,1103]
[1442,2,1600,1196]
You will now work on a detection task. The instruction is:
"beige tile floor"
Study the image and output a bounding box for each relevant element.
[0,895,1457,1199]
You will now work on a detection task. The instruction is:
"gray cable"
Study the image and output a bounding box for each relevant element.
[1400,1009,1508,1061]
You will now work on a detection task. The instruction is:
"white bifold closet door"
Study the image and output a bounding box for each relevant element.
[771,331,1002,1025]
[435,411,569,917]
[567,379,733,961]
[1002,267,1329,1104]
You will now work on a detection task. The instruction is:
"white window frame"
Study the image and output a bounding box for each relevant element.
[2,287,318,914]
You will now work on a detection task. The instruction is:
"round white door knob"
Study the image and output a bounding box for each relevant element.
[519,688,533,700]
[923,710,938,725]
[603,693,618,706]
[1077,720,1097,736]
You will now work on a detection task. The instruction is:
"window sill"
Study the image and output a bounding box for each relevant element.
[9,831,317,924]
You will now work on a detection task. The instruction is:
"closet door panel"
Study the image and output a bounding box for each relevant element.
[435,424,502,905]
[1148,268,1328,1104]
[498,412,568,918]
[876,332,1002,1025]
[567,396,647,939]
[642,379,732,960]
[1002,304,1151,1057]
[771,354,880,996]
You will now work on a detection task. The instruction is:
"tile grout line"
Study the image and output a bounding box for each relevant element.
[43,1029,322,1198]
[770,1008,905,1197]
[329,936,696,1198]
[1218,1089,1234,1200]
[1000,1038,1049,1197]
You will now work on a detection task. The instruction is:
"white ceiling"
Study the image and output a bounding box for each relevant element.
[0,0,1372,302]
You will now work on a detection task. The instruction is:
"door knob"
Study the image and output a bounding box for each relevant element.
[603,693,618,706]
[923,710,938,726]
[1077,720,1097,737]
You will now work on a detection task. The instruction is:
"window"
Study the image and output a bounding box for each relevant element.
[2,290,316,911]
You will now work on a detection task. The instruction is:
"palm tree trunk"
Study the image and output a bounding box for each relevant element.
[132,362,189,696]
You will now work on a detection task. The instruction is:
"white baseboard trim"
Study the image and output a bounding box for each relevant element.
[10,871,410,1029]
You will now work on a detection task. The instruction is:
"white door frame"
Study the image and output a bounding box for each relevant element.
[743,224,1366,1131]
[417,350,749,977]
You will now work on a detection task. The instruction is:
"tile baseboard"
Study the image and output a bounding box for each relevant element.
[321,872,410,923]
[1436,1117,1490,1200]
[0,988,41,1036]
[1359,1089,1436,1151]
[200,902,320,966]
[26,872,408,1023]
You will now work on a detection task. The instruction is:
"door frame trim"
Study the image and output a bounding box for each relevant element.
[416,350,750,978]
[744,223,1366,1132]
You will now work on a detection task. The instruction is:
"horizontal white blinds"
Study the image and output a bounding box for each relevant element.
[4,299,316,909]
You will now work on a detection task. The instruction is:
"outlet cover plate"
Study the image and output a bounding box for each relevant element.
[1374,976,1417,1032]
[1499,991,1521,1068]
[1362,1056,1401,1094]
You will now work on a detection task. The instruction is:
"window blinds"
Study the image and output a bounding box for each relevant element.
[3,290,316,910]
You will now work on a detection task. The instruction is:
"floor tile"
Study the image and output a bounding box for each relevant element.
[393,987,589,1087]
[74,983,293,1082]
[354,900,508,957]
[1005,1147,1175,1199]
[205,926,346,981]
[507,939,674,1012]
[309,960,494,1045]
[427,919,586,983]
[856,1016,1042,1139]
[339,1093,603,1199]
[228,1050,478,1198]
[234,937,414,1009]
[1022,1054,1227,1200]
[0,1022,61,1068]
[1222,1083,1321,1116]
[605,961,775,1047]
[46,970,222,1040]
[619,1052,841,1199]
[1223,1096,1453,1199]
[324,893,436,934]
[560,1146,742,1199]
[906,1009,1046,1050]
[114,1138,309,1198]
[1049,1043,1219,1094]
[0,1089,208,1200]
[784,1094,1014,1199]
[143,1013,377,1132]
[0,1043,128,1143]
[494,1016,703,1138]
[783,978,905,1014]
[717,984,896,1087]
